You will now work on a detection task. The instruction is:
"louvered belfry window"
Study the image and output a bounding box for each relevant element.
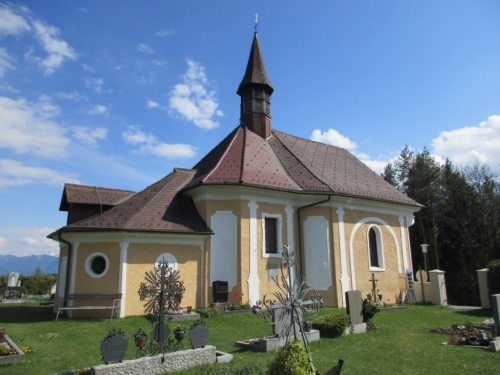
[265,217,278,254]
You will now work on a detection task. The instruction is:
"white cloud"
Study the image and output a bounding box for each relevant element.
[151,59,168,66]
[310,128,358,151]
[137,43,154,54]
[54,91,86,102]
[0,47,14,77]
[0,96,70,157]
[0,159,79,188]
[32,20,76,75]
[122,126,196,159]
[88,104,108,115]
[0,236,6,250]
[0,227,59,256]
[147,100,160,109]
[156,29,175,37]
[85,77,105,94]
[0,5,30,35]
[432,115,500,174]
[169,59,223,129]
[71,127,108,147]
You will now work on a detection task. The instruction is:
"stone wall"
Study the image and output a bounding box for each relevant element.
[91,345,216,375]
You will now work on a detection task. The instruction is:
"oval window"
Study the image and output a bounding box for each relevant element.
[85,252,109,278]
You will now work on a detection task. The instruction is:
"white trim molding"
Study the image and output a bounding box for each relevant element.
[57,256,68,298]
[118,242,128,318]
[367,224,385,271]
[349,217,401,290]
[398,216,409,271]
[85,252,110,279]
[261,212,283,258]
[69,241,79,308]
[285,205,294,251]
[247,200,260,305]
[336,206,349,306]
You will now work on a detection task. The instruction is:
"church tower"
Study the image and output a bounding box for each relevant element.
[237,33,274,139]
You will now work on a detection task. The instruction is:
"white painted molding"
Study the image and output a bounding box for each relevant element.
[261,212,283,258]
[366,224,385,271]
[199,244,205,307]
[303,216,332,291]
[336,206,349,307]
[247,200,260,305]
[118,242,128,318]
[69,242,79,310]
[398,216,409,271]
[285,205,294,251]
[57,256,68,298]
[61,232,206,246]
[84,252,110,279]
[328,198,419,218]
[348,217,401,290]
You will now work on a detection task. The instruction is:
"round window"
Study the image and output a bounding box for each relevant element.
[85,252,109,278]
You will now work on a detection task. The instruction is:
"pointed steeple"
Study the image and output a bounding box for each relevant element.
[238,33,274,139]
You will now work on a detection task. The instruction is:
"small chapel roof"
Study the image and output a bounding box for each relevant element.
[59,183,135,211]
[56,168,211,235]
[237,33,274,95]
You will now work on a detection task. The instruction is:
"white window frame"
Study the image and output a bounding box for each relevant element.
[262,213,283,258]
[85,252,109,279]
[367,224,385,271]
[155,252,177,270]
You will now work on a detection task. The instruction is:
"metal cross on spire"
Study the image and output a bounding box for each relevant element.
[254,13,259,33]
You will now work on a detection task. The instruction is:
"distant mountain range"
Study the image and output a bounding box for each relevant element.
[0,255,59,275]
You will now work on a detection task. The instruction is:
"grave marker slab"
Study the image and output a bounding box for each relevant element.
[345,290,363,325]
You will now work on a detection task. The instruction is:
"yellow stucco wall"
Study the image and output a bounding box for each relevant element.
[125,243,201,316]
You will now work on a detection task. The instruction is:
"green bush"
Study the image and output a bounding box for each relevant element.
[311,313,349,338]
[194,307,218,318]
[269,340,314,375]
[487,259,500,295]
[20,274,56,295]
[362,299,379,323]
[191,362,267,374]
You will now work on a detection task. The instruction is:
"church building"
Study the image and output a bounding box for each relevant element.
[50,33,421,317]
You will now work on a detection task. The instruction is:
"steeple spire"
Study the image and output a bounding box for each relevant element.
[237,33,274,139]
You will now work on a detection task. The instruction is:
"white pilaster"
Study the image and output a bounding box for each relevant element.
[398,216,407,272]
[285,204,295,281]
[118,241,128,318]
[199,244,205,307]
[247,200,260,305]
[336,206,350,306]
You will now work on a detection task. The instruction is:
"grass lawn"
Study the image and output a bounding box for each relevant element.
[0,304,498,374]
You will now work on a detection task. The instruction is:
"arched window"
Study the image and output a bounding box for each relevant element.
[368,226,384,270]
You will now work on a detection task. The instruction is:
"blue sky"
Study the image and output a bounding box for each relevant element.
[0,1,499,256]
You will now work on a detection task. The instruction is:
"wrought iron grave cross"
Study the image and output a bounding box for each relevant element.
[369,272,379,303]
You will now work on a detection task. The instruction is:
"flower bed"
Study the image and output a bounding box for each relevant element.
[0,335,25,365]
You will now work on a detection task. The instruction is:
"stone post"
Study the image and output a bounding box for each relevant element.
[477,268,490,308]
[491,294,500,336]
[428,270,447,306]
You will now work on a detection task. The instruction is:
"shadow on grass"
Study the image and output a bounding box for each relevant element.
[0,305,54,323]
[454,308,492,319]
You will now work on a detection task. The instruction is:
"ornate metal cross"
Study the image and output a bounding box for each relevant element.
[369,272,379,303]
[138,259,185,356]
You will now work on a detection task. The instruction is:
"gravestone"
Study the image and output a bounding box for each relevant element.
[7,272,20,287]
[345,291,363,325]
[190,323,209,349]
[272,305,303,337]
[491,294,500,336]
[212,281,228,303]
[101,330,128,364]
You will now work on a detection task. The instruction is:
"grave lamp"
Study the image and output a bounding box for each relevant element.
[133,328,147,349]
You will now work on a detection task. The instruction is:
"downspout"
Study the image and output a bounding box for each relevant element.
[57,232,72,308]
[296,195,331,279]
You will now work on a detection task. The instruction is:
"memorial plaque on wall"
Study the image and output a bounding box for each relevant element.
[4,286,22,299]
[212,280,228,302]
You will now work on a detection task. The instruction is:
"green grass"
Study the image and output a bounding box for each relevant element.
[0,304,498,375]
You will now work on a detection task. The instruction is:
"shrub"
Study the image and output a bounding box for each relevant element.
[195,362,267,375]
[362,299,379,323]
[311,313,349,338]
[487,259,500,295]
[269,340,314,375]
[194,307,218,318]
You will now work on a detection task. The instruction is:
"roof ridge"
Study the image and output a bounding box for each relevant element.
[65,182,135,194]
[204,126,241,183]
[271,130,332,192]
[272,128,347,152]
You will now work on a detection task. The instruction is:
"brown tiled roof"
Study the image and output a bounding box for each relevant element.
[271,130,419,206]
[187,125,419,207]
[188,126,300,191]
[237,33,273,95]
[59,169,210,234]
[59,183,135,211]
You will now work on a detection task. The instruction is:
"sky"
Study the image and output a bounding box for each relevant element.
[0,1,499,257]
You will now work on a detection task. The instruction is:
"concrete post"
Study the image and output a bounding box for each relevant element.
[477,268,490,308]
[491,294,500,336]
[428,270,447,306]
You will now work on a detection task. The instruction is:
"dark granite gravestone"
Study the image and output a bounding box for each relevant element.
[212,281,228,303]
[101,330,128,364]
[4,287,22,299]
[190,323,209,348]
[345,290,363,325]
